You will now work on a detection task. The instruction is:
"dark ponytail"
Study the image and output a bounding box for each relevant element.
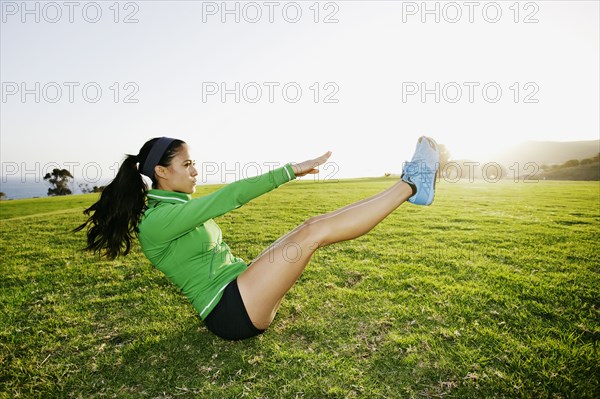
[73,137,185,259]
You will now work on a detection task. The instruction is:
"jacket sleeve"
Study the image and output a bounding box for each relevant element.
[141,164,296,243]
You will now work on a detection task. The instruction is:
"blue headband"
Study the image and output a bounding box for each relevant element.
[141,137,176,178]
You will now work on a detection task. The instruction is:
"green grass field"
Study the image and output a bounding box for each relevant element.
[1,178,598,398]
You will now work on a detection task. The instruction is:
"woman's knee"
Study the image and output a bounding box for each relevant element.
[300,216,329,248]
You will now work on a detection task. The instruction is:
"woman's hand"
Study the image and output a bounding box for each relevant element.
[291,151,332,177]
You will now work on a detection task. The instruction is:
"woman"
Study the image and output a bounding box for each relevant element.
[74,136,439,340]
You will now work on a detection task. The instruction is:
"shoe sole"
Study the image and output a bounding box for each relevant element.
[423,136,439,205]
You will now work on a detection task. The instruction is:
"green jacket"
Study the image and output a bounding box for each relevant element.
[138,164,296,319]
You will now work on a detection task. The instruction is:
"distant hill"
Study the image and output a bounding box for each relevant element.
[537,163,600,181]
[490,140,599,166]
[444,140,599,181]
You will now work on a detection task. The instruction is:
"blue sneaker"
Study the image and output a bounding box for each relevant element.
[401,136,440,205]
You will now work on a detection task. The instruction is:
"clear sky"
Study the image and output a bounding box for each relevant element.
[1,0,598,184]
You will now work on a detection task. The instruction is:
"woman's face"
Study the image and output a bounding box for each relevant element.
[155,143,198,194]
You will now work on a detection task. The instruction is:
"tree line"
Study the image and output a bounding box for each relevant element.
[40,168,105,196]
[540,153,600,171]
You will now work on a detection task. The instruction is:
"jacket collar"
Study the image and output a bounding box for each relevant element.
[147,189,191,204]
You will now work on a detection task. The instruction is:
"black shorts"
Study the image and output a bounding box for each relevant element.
[204,278,265,341]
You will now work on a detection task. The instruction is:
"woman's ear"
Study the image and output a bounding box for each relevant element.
[154,165,169,181]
